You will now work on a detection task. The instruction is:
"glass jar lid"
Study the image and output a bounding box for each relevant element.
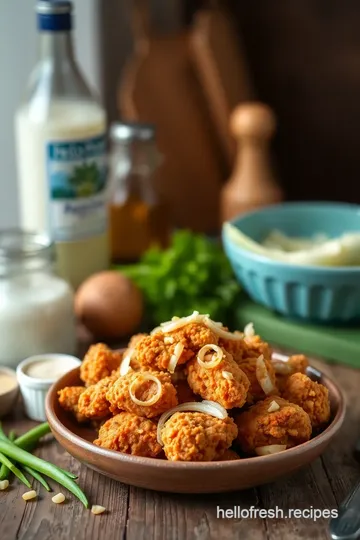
[0,230,54,277]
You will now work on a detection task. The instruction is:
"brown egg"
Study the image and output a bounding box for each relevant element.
[75,271,143,338]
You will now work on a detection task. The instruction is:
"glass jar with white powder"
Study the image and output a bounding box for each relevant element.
[0,230,76,368]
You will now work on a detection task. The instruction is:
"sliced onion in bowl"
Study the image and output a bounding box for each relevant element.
[156,400,228,445]
[255,445,287,456]
[256,355,276,395]
[168,343,184,373]
[129,374,162,407]
[197,344,224,369]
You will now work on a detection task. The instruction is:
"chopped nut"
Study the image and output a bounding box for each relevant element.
[222,370,234,380]
[0,480,9,490]
[52,493,65,504]
[91,505,106,515]
[22,490,37,501]
[267,400,280,413]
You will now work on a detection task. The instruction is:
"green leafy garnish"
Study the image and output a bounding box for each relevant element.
[118,230,241,326]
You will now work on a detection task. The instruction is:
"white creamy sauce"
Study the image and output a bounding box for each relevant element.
[0,373,17,394]
[25,358,72,380]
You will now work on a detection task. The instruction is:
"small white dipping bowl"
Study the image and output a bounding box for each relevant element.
[0,366,19,418]
[17,354,81,422]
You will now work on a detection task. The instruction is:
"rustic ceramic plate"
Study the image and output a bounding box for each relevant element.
[45,354,345,493]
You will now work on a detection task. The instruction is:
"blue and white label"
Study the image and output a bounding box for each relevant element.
[46,134,108,241]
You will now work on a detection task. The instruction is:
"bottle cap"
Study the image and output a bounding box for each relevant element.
[110,122,156,143]
[36,1,72,32]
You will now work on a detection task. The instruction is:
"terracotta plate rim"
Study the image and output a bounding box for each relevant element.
[45,361,346,470]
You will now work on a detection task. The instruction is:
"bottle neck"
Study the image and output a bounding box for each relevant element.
[37,31,75,65]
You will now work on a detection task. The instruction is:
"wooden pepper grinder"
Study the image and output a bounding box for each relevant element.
[221,102,283,222]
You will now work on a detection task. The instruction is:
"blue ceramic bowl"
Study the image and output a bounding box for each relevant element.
[222,202,360,322]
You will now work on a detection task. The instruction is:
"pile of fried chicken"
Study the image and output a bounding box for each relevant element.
[58,313,331,462]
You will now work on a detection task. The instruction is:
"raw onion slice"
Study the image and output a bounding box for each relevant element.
[244,322,255,337]
[156,400,228,445]
[271,361,293,376]
[267,400,280,413]
[222,370,234,380]
[256,355,276,395]
[203,317,244,341]
[255,445,286,456]
[197,344,224,369]
[129,374,162,407]
[119,349,134,376]
[168,343,184,373]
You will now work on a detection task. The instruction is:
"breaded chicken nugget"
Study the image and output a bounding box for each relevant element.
[58,386,87,423]
[282,372,330,428]
[78,374,118,419]
[237,355,277,403]
[236,396,312,454]
[80,343,122,387]
[220,334,272,364]
[161,412,238,461]
[94,412,162,457]
[134,323,218,371]
[106,370,178,418]
[186,349,250,409]
[275,354,309,392]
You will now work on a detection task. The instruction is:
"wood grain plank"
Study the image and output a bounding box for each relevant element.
[126,486,268,540]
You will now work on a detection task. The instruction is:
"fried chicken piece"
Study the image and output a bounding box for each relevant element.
[134,323,218,371]
[78,374,118,419]
[274,354,309,392]
[237,355,277,403]
[236,396,312,455]
[186,349,250,409]
[106,370,178,418]
[94,412,162,457]
[282,372,330,428]
[80,343,123,387]
[161,412,238,461]
[216,449,241,461]
[58,386,87,423]
[220,335,276,402]
[220,334,272,364]
[127,333,148,349]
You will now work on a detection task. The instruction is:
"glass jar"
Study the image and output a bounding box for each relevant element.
[0,230,76,368]
[109,122,169,262]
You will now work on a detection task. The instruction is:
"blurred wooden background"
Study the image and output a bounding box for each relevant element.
[99,0,360,205]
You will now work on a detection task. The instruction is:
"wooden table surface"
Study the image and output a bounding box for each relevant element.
[0,358,358,540]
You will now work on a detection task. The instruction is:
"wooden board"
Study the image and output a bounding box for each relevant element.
[190,7,254,169]
[119,2,225,233]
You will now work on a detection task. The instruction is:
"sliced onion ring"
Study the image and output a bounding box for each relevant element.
[157,400,228,445]
[119,349,134,376]
[203,317,244,341]
[255,445,287,456]
[256,354,276,395]
[244,322,255,337]
[168,343,184,373]
[197,344,224,369]
[129,374,162,407]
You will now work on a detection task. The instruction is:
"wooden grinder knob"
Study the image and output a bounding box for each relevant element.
[221,102,283,222]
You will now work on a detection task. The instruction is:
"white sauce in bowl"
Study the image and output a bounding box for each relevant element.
[25,358,74,380]
[0,373,18,394]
